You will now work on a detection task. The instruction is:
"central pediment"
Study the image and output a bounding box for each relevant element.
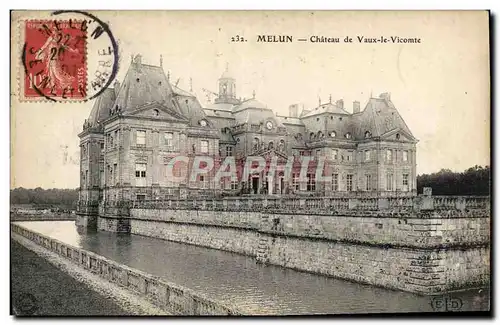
[254,148,288,160]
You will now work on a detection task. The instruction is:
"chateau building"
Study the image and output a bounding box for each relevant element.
[78,55,417,203]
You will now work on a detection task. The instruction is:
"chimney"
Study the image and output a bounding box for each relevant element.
[113,79,121,97]
[379,92,391,101]
[336,99,344,109]
[289,104,298,118]
[353,101,360,113]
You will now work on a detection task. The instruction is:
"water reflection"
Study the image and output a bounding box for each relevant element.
[14,221,490,315]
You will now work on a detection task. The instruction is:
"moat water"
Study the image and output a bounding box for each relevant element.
[14,221,490,315]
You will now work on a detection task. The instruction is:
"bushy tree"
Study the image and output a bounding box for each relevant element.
[10,188,78,208]
[417,165,490,195]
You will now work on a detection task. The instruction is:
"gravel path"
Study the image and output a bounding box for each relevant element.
[11,233,170,316]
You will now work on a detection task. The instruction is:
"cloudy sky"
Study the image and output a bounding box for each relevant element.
[10,10,490,189]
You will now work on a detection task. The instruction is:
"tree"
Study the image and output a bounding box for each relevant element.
[417,166,490,195]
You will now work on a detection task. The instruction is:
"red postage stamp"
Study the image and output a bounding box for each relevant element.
[23,20,87,100]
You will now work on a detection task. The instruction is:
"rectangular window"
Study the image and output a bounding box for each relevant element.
[299,150,305,156]
[85,170,88,187]
[386,149,392,162]
[199,175,208,189]
[306,173,316,192]
[135,163,146,178]
[316,149,321,157]
[114,130,119,148]
[136,194,146,201]
[100,142,104,153]
[365,150,371,161]
[332,173,339,191]
[292,173,300,190]
[109,133,114,147]
[100,170,104,187]
[346,174,353,191]
[201,140,209,154]
[164,132,173,149]
[113,163,117,184]
[231,179,238,190]
[365,174,372,191]
[226,146,233,157]
[332,149,338,160]
[136,130,146,146]
[403,150,408,162]
[386,173,394,191]
[402,173,409,191]
[347,151,353,162]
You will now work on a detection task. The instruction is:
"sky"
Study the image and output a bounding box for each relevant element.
[10,10,490,189]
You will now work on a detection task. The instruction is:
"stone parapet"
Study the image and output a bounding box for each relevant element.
[11,223,242,316]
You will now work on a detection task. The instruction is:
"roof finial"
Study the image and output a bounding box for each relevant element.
[160,54,163,67]
[167,71,170,81]
[131,54,134,63]
[329,94,332,103]
[190,77,193,92]
[226,62,229,72]
[252,90,256,99]
[318,96,321,106]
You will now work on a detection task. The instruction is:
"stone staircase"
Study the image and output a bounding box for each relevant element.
[256,214,271,264]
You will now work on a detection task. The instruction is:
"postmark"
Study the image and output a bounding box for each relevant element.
[19,10,119,102]
[13,292,38,315]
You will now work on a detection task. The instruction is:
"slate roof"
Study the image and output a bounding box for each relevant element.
[301,102,350,117]
[205,102,235,111]
[112,60,174,113]
[233,98,267,112]
[87,88,116,126]
[350,97,414,140]
[276,115,304,126]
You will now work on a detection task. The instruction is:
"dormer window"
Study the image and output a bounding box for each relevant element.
[345,132,352,139]
[153,109,159,116]
[200,119,208,127]
[396,133,401,140]
[329,131,336,138]
[310,132,315,140]
[365,131,371,138]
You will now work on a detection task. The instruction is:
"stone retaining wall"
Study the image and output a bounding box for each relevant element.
[127,208,490,295]
[10,223,242,316]
[130,209,490,249]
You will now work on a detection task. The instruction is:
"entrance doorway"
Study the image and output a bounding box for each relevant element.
[252,177,259,194]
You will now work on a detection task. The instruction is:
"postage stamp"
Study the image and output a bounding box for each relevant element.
[15,10,119,102]
[23,20,87,100]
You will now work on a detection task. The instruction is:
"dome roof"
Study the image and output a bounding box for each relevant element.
[234,98,267,111]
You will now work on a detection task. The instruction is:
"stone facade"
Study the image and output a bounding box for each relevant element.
[78,55,418,206]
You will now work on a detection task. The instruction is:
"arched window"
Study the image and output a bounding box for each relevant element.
[396,133,401,140]
[310,132,315,140]
[153,109,159,116]
[318,131,324,139]
[365,131,371,138]
[345,132,352,139]
[268,141,274,150]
